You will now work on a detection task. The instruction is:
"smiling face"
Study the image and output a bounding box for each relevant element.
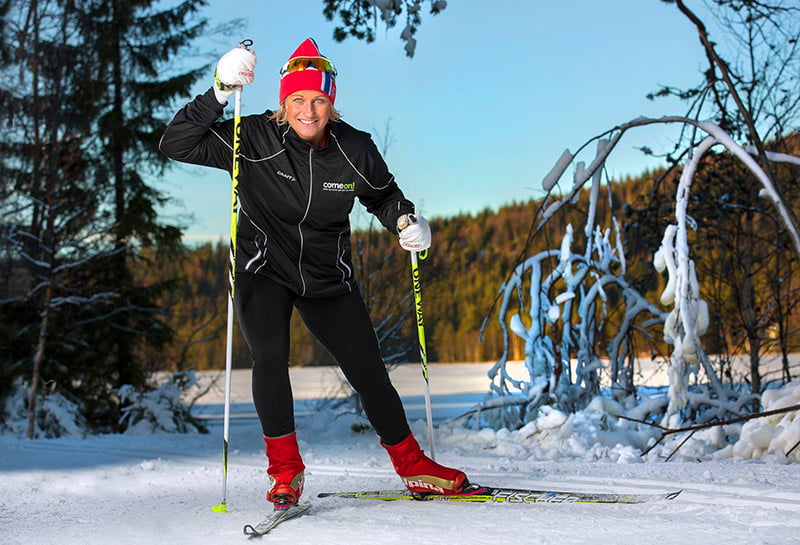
[284,90,332,146]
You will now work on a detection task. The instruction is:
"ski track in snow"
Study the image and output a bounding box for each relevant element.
[2,417,800,545]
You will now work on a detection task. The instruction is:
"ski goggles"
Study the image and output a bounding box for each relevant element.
[280,56,338,78]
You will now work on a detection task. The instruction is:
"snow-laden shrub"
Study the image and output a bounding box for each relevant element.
[484,117,800,433]
[116,370,206,435]
[0,380,86,438]
[440,382,800,463]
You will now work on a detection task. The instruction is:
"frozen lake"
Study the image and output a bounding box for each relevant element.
[190,362,526,424]
[189,353,800,425]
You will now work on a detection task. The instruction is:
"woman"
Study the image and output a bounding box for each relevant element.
[159,38,468,507]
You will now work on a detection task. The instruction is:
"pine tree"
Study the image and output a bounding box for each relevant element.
[73,0,209,393]
[0,0,208,434]
[0,0,118,436]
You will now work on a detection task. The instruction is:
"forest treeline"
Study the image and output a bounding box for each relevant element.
[145,139,800,374]
[137,200,540,371]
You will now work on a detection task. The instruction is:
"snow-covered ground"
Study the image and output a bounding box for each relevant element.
[2,363,800,545]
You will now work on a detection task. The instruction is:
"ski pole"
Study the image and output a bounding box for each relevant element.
[213,39,252,514]
[410,249,436,460]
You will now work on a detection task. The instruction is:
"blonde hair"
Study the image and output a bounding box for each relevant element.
[269,100,342,126]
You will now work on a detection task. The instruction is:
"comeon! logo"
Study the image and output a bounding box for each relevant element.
[322,181,355,192]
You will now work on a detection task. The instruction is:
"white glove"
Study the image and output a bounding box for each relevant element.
[397,214,431,252]
[213,46,257,104]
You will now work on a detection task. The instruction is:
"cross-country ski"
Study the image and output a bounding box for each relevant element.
[318,484,682,504]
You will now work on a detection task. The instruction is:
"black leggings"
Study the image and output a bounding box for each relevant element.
[234,273,411,445]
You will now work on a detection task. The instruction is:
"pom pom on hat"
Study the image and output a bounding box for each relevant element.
[279,38,337,105]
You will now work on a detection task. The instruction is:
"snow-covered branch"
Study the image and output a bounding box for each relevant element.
[480,114,797,430]
[540,115,800,257]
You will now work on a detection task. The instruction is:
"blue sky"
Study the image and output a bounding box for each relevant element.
[158,0,715,243]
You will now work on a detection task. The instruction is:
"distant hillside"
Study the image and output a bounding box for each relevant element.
[142,148,800,371]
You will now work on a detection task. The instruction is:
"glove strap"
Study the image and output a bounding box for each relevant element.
[214,68,236,92]
[397,213,416,233]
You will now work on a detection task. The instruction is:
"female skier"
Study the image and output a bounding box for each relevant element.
[159,38,468,507]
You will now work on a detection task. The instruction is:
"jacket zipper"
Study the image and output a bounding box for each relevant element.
[297,148,314,295]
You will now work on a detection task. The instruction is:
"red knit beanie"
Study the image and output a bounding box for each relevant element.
[279,38,337,105]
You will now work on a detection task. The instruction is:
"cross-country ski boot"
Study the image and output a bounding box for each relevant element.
[264,432,305,508]
[382,433,468,497]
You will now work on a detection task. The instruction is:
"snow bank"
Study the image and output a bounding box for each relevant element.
[728,381,800,462]
[435,397,657,463]
[642,381,800,462]
[434,382,800,464]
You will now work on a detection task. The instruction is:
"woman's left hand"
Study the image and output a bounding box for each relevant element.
[397,214,431,252]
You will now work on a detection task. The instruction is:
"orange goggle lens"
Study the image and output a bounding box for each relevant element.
[280,57,337,78]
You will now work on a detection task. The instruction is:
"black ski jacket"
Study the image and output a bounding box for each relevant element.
[159,88,414,297]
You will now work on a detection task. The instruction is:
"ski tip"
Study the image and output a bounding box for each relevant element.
[665,490,683,501]
[243,503,311,537]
